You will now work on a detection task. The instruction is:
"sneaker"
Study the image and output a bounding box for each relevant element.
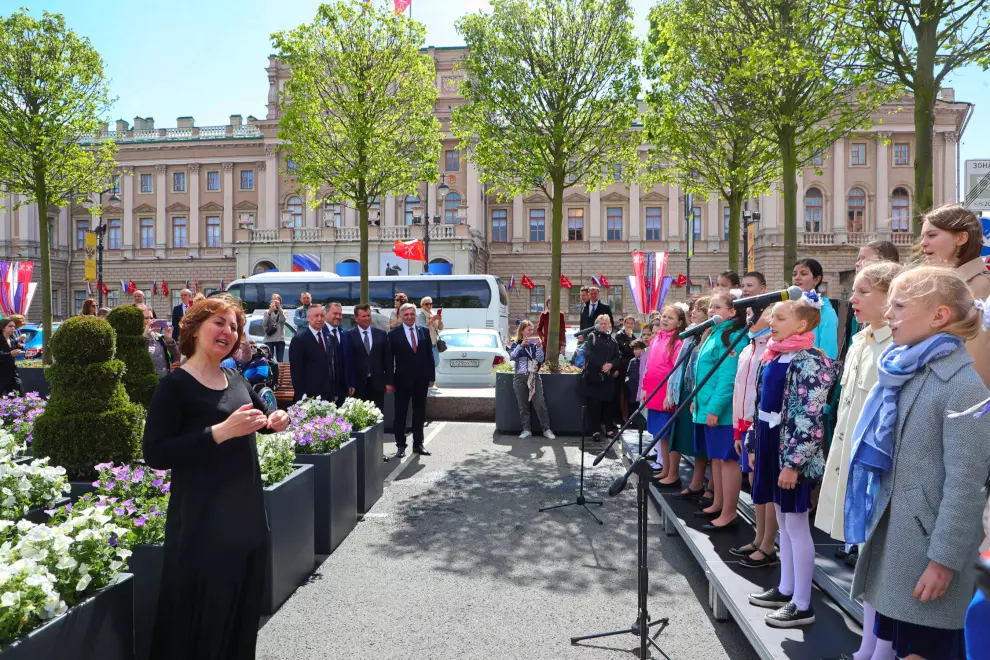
[519,430,533,439]
[748,586,792,608]
[764,602,815,628]
[543,430,556,440]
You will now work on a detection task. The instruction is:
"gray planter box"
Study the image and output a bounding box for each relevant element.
[69,481,97,503]
[262,463,315,615]
[495,371,591,435]
[128,544,164,660]
[294,438,358,554]
[0,573,134,660]
[17,367,48,398]
[19,497,70,524]
[382,392,413,433]
[352,422,385,514]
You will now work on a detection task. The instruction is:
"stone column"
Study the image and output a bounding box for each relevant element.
[222,162,234,244]
[876,133,890,233]
[707,197,719,244]
[589,189,602,248]
[344,205,357,227]
[832,138,846,240]
[943,132,958,205]
[667,183,680,239]
[265,146,278,229]
[629,183,641,244]
[256,161,267,230]
[304,189,317,228]
[467,159,481,230]
[155,164,167,255]
[122,168,134,252]
[384,195,397,226]
[512,194,524,241]
[188,164,200,250]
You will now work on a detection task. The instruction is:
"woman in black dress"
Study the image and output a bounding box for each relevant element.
[612,315,637,421]
[0,318,24,396]
[143,294,289,660]
[582,313,620,440]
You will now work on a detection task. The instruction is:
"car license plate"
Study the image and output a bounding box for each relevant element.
[450,359,480,367]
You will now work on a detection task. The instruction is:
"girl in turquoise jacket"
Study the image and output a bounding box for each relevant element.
[792,259,839,359]
[693,291,747,528]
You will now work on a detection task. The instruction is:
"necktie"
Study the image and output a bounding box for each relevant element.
[410,326,418,351]
[363,330,371,355]
[317,332,326,354]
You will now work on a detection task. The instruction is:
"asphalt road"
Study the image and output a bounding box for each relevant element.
[256,422,759,660]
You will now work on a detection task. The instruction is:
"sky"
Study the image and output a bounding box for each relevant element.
[15,0,990,180]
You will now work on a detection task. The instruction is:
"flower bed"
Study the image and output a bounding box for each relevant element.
[0,394,46,451]
[0,458,69,523]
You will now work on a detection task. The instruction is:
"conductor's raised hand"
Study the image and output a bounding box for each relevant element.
[267,409,290,432]
[212,404,268,444]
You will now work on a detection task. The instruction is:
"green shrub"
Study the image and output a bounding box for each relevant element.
[31,316,144,480]
[106,306,160,408]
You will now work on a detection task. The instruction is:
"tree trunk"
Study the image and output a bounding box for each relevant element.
[727,191,743,273]
[357,179,369,304]
[34,162,54,366]
[547,176,564,369]
[912,19,938,232]
[779,125,798,283]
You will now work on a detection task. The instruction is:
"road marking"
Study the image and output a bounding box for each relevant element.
[384,421,447,484]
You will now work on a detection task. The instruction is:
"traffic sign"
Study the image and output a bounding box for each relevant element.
[964,160,990,211]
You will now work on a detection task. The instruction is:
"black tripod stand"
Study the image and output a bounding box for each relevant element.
[540,402,604,524]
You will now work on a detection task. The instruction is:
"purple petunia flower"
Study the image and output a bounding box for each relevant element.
[113,507,125,516]
[134,516,147,527]
[108,536,118,547]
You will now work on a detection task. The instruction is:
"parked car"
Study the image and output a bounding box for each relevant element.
[564,327,578,362]
[434,328,509,388]
[18,324,60,360]
[244,306,388,362]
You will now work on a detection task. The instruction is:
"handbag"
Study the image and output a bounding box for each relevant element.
[436,339,447,353]
[264,323,277,337]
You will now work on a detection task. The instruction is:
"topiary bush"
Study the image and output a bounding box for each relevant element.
[31,316,144,480]
[106,305,159,408]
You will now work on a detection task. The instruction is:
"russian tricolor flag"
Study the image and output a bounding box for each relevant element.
[292,254,321,272]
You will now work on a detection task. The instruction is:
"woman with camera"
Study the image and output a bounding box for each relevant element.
[138,305,178,377]
[262,294,286,362]
[509,320,556,441]
[583,314,620,441]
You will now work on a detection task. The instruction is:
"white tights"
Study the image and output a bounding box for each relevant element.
[774,506,815,611]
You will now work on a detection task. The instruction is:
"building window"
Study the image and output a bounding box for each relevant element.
[173,172,186,192]
[567,208,584,241]
[108,219,121,250]
[110,175,121,194]
[851,143,867,166]
[894,143,910,166]
[326,199,343,227]
[568,288,583,314]
[75,291,86,315]
[206,216,221,248]
[606,207,623,241]
[108,290,120,308]
[140,218,154,249]
[848,187,866,232]
[645,207,662,241]
[692,207,701,239]
[404,195,419,226]
[811,149,824,166]
[171,290,183,308]
[207,171,220,191]
[140,174,153,193]
[607,285,623,314]
[445,150,460,171]
[240,170,254,190]
[805,187,823,232]
[285,196,302,227]
[530,286,545,313]
[529,208,546,242]
[76,219,90,249]
[443,192,461,224]
[722,206,731,240]
[491,209,508,242]
[892,187,911,232]
[612,163,622,182]
[172,217,187,248]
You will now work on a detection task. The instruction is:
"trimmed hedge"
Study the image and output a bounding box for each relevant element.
[106,306,159,408]
[31,315,144,480]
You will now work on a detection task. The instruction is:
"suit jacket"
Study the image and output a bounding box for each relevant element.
[171,304,186,341]
[345,326,393,393]
[851,345,990,630]
[580,301,613,332]
[388,323,435,391]
[289,326,337,403]
[325,325,348,392]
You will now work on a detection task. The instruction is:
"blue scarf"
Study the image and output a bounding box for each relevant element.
[843,333,962,543]
[748,326,771,341]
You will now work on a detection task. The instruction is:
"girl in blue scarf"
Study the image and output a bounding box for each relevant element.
[846,267,990,660]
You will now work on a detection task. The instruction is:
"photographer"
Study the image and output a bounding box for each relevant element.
[509,320,555,441]
[582,314,620,441]
[263,294,287,362]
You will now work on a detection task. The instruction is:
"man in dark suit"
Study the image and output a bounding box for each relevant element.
[345,303,392,412]
[324,302,349,405]
[387,303,435,458]
[289,304,337,403]
[581,285,613,330]
[171,288,193,343]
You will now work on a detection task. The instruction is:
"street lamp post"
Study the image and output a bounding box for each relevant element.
[412,173,450,274]
[92,186,121,308]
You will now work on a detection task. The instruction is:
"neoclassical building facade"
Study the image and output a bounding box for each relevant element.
[0,46,970,323]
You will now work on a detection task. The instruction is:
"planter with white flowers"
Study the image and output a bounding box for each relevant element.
[339,398,386,514]
[2,457,71,524]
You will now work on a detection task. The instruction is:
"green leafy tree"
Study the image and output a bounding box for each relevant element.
[644,0,780,271]
[855,0,990,226]
[453,0,641,364]
[272,0,442,303]
[0,10,116,364]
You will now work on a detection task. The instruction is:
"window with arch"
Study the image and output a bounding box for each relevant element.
[285,196,303,227]
[404,195,420,225]
[253,261,277,275]
[891,187,911,232]
[444,192,462,224]
[847,187,866,233]
[805,188,823,233]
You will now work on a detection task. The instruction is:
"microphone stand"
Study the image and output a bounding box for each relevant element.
[540,401,604,524]
[570,309,762,659]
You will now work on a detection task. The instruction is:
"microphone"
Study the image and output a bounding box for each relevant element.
[731,285,804,310]
[678,315,723,340]
[572,325,598,339]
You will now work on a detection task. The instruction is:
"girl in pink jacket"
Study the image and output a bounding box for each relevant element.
[641,304,688,484]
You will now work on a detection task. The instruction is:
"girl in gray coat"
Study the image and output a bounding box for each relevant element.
[845,267,990,660]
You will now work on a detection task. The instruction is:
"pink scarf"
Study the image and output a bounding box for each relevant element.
[762,331,816,363]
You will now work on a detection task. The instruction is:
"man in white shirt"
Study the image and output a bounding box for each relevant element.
[387,303,435,458]
[345,303,392,412]
[289,304,336,403]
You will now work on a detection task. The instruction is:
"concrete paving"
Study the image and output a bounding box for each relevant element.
[257,423,758,660]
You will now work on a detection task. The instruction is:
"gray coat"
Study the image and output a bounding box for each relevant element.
[263,308,286,343]
[852,345,990,629]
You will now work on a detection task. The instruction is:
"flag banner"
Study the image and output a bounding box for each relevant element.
[101,282,109,295]
[591,275,603,288]
[84,232,97,281]
[656,275,673,311]
[521,275,535,290]
[0,261,36,316]
[128,280,136,293]
[193,281,199,294]
[599,274,610,290]
[675,273,688,288]
[184,280,190,289]
[747,223,756,272]
[292,254,321,272]
[507,275,515,290]
[708,275,715,289]
[560,274,573,289]
[393,0,411,13]
[392,239,426,261]
[219,280,225,291]
[19,284,36,317]
[630,252,669,314]
[152,281,159,296]
[87,281,93,297]
[627,275,645,314]
[120,280,128,292]
[162,280,170,297]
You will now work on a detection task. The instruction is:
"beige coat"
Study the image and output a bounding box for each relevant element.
[815,325,892,541]
[958,257,990,388]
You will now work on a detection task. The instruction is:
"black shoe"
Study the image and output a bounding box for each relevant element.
[696,495,715,508]
[413,447,432,456]
[740,551,779,569]
[834,546,851,560]
[821,655,855,660]
[395,449,406,459]
[702,519,739,532]
[748,586,792,608]
[765,602,815,628]
[672,488,704,500]
[844,553,858,568]
[729,543,758,558]
[692,509,721,520]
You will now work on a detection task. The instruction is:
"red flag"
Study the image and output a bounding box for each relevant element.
[162,280,170,297]
[392,239,426,261]
[127,280,136,293]
[675,274,688,288]
[521,275,535,290]
[101,282,109,295]
[393,0,411,13]
[193,280,199,294]
[560,274,573,289]
[599,274,610,289]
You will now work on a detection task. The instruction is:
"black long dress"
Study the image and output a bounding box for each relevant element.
[0,335,23,396]
[582,330,620,434]
[143,367,270,660]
